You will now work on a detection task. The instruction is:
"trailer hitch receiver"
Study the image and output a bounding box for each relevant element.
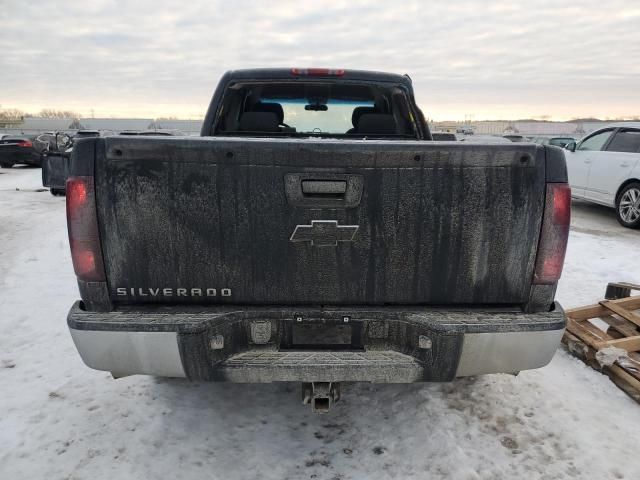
[302,382,341,413]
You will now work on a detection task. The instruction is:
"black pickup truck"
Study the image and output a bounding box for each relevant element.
[65,68,570,412]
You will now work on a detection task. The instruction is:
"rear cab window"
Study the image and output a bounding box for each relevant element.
[214,80,419,139]
[263,98,374,134]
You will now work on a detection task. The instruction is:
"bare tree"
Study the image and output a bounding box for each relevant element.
[68,118,84,129]
[38,109,82,119]
[0,108,26,120]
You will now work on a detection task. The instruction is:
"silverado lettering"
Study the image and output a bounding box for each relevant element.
[115,288,231,297]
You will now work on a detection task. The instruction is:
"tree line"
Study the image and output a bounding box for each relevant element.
[0,109,82,120]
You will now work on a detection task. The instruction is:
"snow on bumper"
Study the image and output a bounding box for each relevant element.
[67,302,565,382]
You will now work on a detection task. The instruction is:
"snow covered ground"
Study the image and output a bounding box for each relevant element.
[1,166,639,480]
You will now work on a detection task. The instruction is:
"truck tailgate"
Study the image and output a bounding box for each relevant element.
[93,137,545,306]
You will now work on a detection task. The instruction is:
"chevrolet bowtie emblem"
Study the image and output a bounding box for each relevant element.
[289,220,359,247]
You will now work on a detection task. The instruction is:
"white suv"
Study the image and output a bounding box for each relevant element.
[564,123,640,228]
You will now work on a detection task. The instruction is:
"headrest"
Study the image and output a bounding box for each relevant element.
[351,106,377,127]
[356,114,397,135]
[238,112,280,132]
[252,102,284,124]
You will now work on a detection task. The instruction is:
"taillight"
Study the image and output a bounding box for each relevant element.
[66,176,106,282]
[290,68,345,76]
[18,140,33,148]
[533,183,571,284]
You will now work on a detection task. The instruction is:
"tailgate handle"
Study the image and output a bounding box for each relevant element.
[285,173,364,208]
[301,180,347,196]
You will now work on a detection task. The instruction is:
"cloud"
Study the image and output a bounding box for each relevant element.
[0,0,638,119]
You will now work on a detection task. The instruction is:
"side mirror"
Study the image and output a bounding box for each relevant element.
[564,141,576,152]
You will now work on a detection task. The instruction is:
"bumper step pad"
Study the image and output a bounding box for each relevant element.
[218,350,424,383]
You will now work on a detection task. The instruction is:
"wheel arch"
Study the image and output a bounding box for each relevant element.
[615,178,640,205]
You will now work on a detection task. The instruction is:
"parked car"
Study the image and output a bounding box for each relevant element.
[503,134,526,142]
[64,68,569,412]
[531,136,575,148]
[74,130,102,139]
[431,132,457,141]
[564,123,640,228]
[0,134,49,168]
[118,130,178,136]
[459,135,513,144]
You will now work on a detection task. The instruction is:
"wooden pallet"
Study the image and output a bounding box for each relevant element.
[562,282,640,403]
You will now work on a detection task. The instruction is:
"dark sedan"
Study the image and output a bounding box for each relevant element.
[0,135,49,168]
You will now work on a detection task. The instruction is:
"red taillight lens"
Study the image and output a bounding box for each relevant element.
[290,68,345,76]
[533,183,571,284]
[66,176,105,282]
[18,140,33,148]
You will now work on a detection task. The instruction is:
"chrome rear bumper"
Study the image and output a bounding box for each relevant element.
[68,302,565,381]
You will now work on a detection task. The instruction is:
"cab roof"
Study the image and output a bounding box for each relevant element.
[223,68,412,86]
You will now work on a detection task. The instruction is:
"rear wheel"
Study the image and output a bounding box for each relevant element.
[50,188,66,197]
[616,182,640,229]
[0,162,13,168]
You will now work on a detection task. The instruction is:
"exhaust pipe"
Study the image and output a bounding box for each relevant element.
[302,382,341,413]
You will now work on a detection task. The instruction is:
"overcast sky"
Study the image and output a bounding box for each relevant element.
[1,0,639,120]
